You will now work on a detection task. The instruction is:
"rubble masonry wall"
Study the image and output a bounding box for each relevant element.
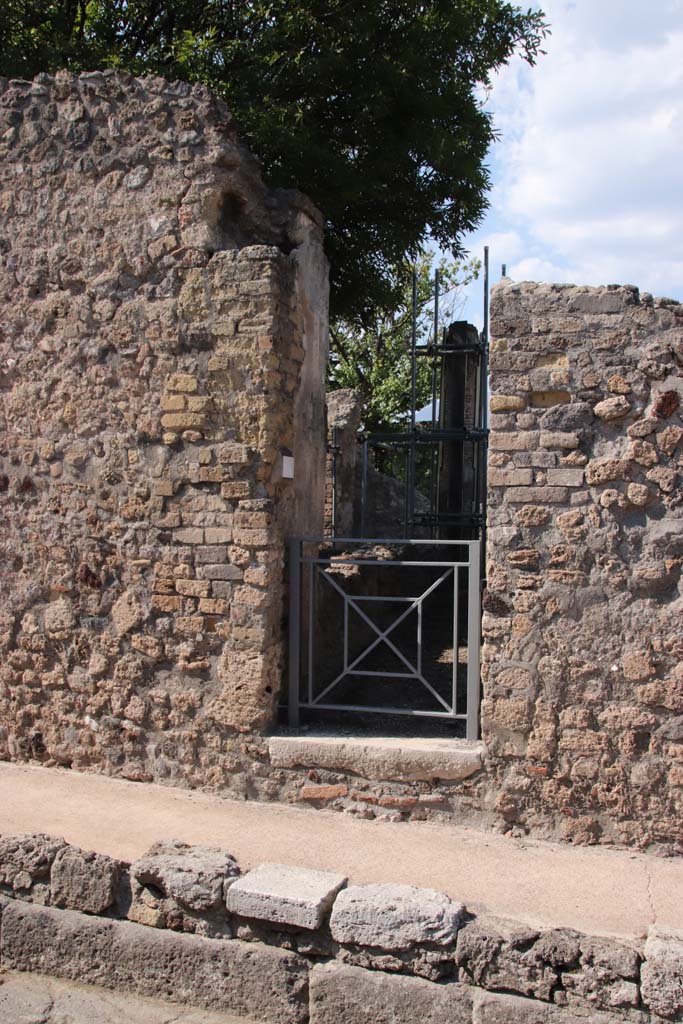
[0,71,328,782]
[484,281,683,850]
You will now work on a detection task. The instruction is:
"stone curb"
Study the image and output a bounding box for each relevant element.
[1,899,308,1024]
[1,832,681,1022]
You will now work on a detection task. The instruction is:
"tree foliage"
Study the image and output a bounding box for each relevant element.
[329,254,480,434]
[0,1,546,322]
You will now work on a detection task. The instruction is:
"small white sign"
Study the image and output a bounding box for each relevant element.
[282,455,295,479]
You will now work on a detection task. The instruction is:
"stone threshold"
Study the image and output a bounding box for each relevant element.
[268,734,485,782]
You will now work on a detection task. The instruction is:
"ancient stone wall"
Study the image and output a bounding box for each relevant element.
[324,389,363,537]
[484,281,683,850]
[3,831,682,1022]
[0,72,328,781]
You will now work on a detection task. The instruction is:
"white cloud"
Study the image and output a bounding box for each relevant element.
[467,0,683,300]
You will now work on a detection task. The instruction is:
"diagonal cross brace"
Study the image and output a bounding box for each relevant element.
[312,567,454,710]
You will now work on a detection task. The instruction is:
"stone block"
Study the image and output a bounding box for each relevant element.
[51,846,121,915]
[131,839,240,913]
[173,527,204,545]
[539,431,580,449]
[160,394,186,412]
[547,468,584,487]
[489,469,534,487]
[330,883,463,950]
[221,481,252,499]
[194,545,229,563]
[174,579,210,597]
[196,563,244,581]
[309,962,472,1024]
[456,917,580,1001]
[151,594,182,613]
[160,412,205,430]
[204,527,233,544]
[217,443,249,464]
[562,935,640,1012]
[594,395,631,420]
[1,900,309,1023]
[226,862,347,929]
[641,926,683,1018]
[267,735,484,782]
[490,431,539,451]
[174,615,205,634]
[165,373,198,393]
[233,527,279,547]
[299,783,348,801]
[585,458,630,485]
[198,598,228,614]
[471,989,624,1023]
[490,395,527,412]
[530,390,571,408]
[0,833,67,903]
[505,487,569,504]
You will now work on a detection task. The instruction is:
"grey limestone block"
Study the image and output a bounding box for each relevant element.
[131,839,240,912]
[641,926,683,1019]
[50,845,122,915]
[309,962,472,1024]
[330,882,464,951]
[471,989,632,1023]
[0,899,309,1024]
[226,862,347,930]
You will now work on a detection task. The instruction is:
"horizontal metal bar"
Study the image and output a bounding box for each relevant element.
[338,595,422,602]
[302,559,470,568]
[298,702,465,720]
[413,343,486,355]
[362,429,489,443]
[343,670,420,678]
[294,537,481,547]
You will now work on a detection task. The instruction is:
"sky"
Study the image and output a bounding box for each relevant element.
[458,0,683,324]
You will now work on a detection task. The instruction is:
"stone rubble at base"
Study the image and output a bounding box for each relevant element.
[1,831,682,1023]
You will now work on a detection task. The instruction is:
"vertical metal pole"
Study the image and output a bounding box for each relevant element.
[361,437,369,538]
[330,426,338,539]
[403,445,410,539]
[466,541,482,741]
[451,565,459,716]
[411,268,418,434]
[288,539,301,727]
[431,268,440,434]
[308,560,315,705]
[430,270,440,537]
[409,269,418,536]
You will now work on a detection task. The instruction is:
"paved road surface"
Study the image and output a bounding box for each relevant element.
[0,970,260,1024]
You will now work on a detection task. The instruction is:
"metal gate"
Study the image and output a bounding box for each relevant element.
[287,537,481,740]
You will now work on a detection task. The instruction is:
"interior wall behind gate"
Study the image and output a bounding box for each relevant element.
[484,280,683,850]
[0,71,328,786]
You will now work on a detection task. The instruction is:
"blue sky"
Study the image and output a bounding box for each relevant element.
[458,0,683,324]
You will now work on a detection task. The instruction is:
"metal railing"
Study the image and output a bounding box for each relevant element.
[288,537,482,740]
